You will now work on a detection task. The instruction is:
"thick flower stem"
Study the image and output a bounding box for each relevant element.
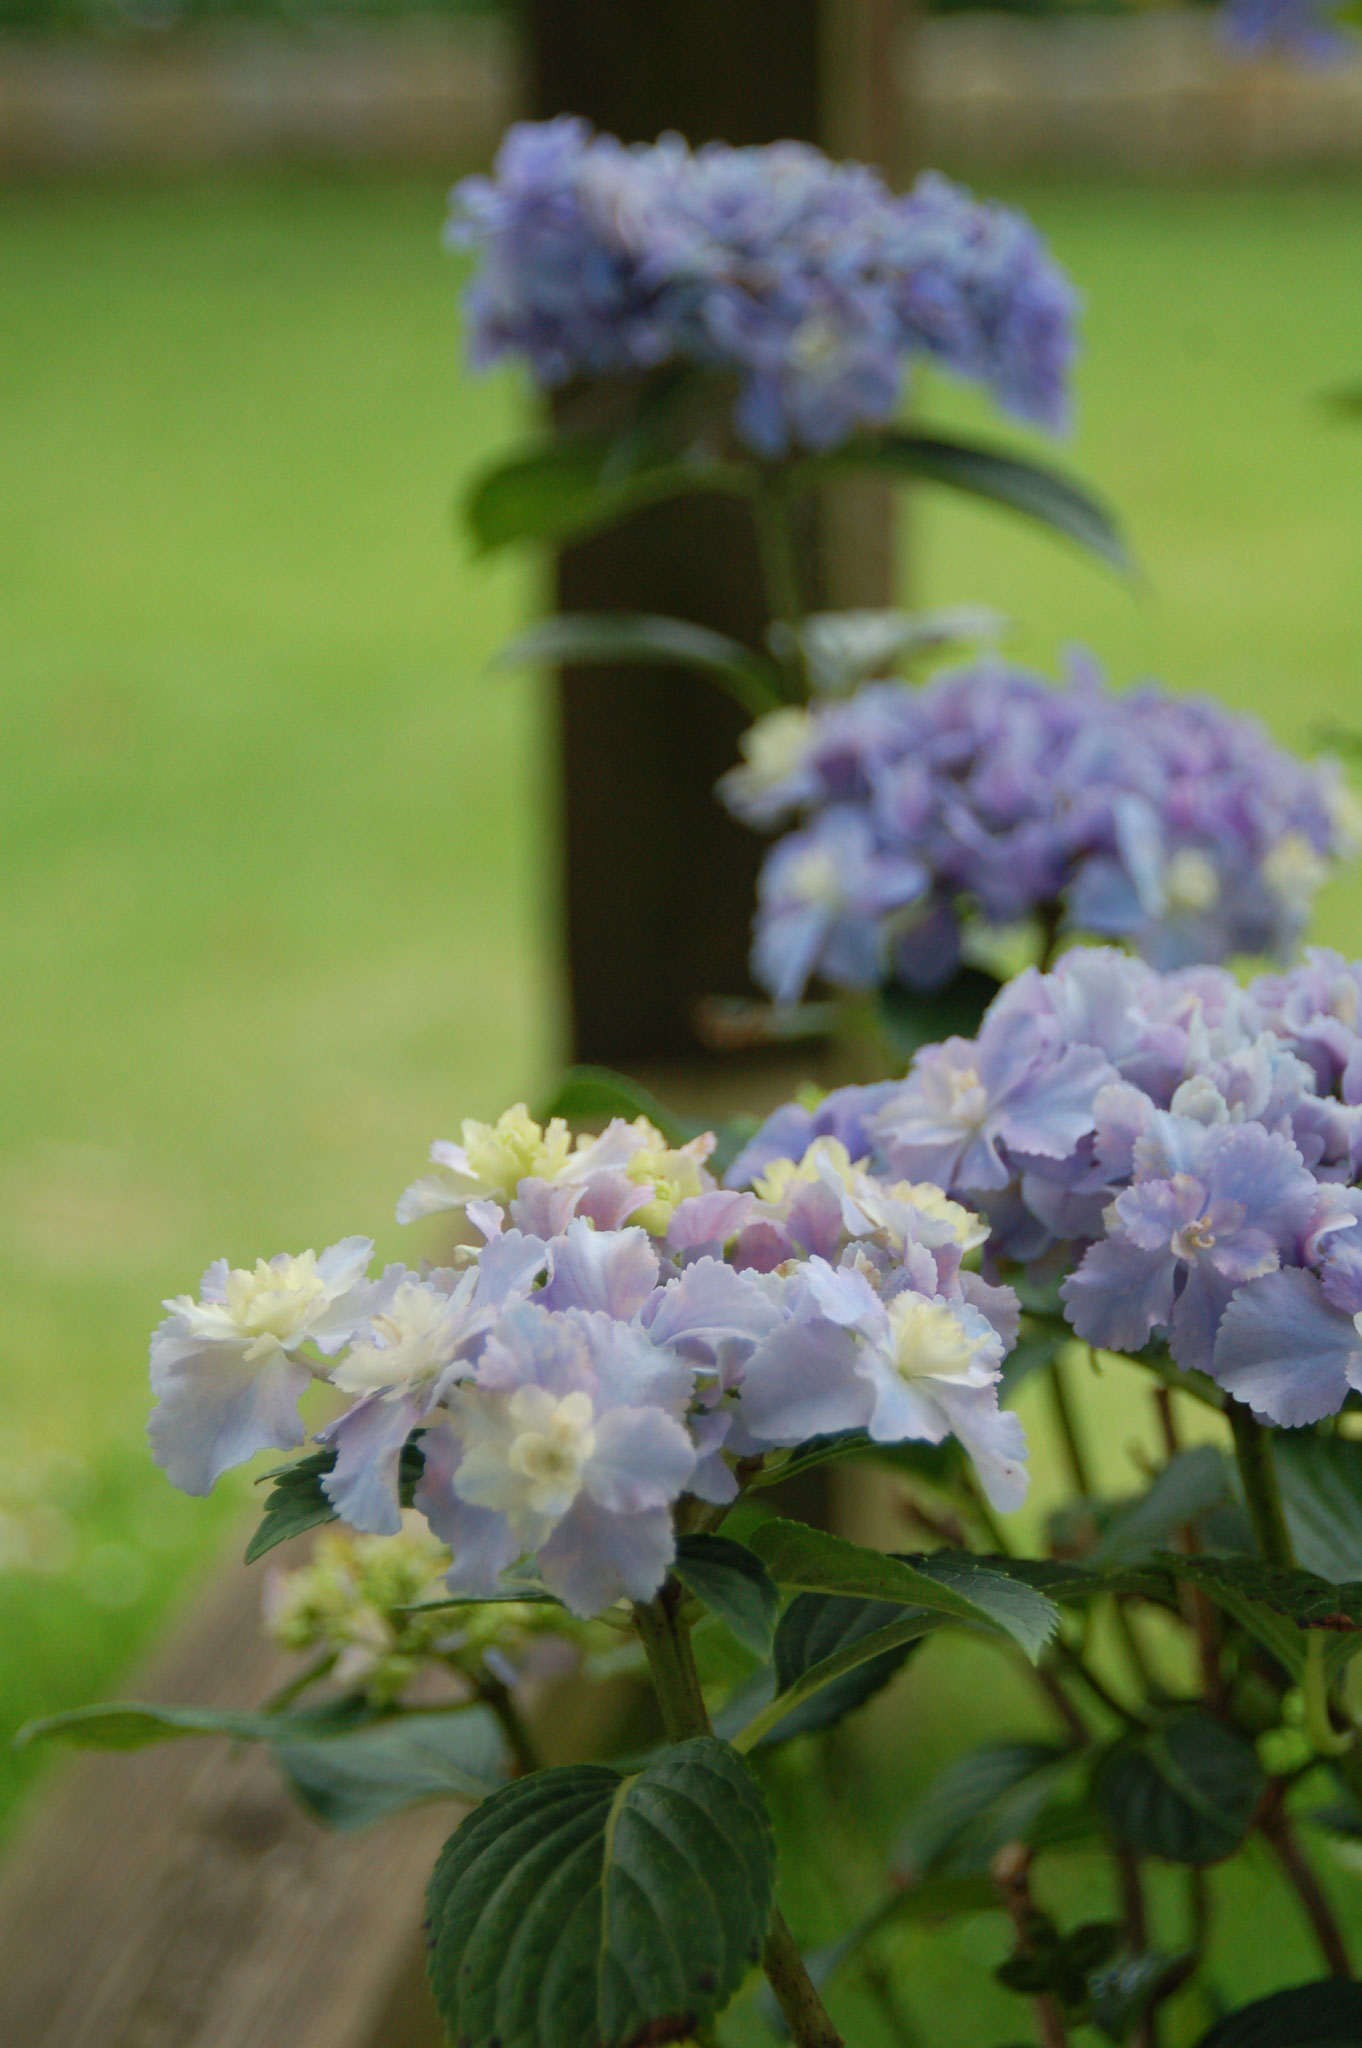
[1228,1405,1295,1569]
[632,1585,712,1745]
[633,1584,847,2048]
[762,1908,848,2048]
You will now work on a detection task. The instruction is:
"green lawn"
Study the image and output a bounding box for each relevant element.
[2,170,1361,2001]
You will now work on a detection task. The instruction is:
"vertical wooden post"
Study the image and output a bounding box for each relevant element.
[525,0,904,1071]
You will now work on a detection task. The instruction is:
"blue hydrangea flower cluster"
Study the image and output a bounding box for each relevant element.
[447,118,1079,455]
[1220,0,1354,59]
[718,655,1354,1003]
[148,1105,1026,1615]
[731,947,1362,1428]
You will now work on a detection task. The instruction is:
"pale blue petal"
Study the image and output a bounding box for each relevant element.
[1211,1268,1362,1425]
[536,1500,676,1615]
[538,1220,659,1318]
[148,1334,309,1496]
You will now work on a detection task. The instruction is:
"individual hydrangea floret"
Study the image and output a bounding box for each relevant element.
[448,120,1079,455]
[148,1106,1027,1614]
[720,654,1355,1003]
[747,945,1362,1424]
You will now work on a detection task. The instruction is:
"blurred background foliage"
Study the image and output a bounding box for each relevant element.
[0,0,1205,37]
[3,161,1362,2034]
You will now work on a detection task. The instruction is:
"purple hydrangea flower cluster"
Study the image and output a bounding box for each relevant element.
[719,655,1353,1003]
[447,118,1079,455]
[730,947,1362,1428]
[148,1105,1026,1615]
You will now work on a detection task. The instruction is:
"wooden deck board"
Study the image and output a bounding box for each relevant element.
[0,1542,448,2048]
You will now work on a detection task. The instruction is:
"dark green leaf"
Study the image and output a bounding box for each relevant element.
[746,1521,1058,1659]
[675,1534,780,1661]
[811,429,1129,570]
[244,1436,425,1565]
[277,1708,506,1832]
[1090,1952,1194,2044]
[425,1737,774,2048]
[493,612,785,718]
[763,1591,927,1740]
[892,1742,1076,1881]
[996,1920,1120,2009]
[1093,1447,1234,1566]
[878,969,1003,1062]
[464,435,748,555]
[1158,1551,1362,1678]
[533,1065,703,1149]
[731,1610,945,1753]
[1196,1981,1362,2047]
[1095,1710,1264,1865]
[1276,1432,1362,1583]
[245,1447,339,1562]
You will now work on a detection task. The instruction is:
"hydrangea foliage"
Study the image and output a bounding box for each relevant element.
[732,946,1362,1426]
[148,1106,1027,1615]
[719,655,1355,1001]
[447,119,1078,455]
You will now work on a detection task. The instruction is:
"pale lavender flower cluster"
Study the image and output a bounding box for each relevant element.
[731,947,1362,1428]
[148,1105,1026,1615]
[447,118,1078,455]
[719,656,1353,1003]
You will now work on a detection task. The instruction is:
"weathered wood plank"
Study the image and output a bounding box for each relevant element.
[0,1542,449,2048]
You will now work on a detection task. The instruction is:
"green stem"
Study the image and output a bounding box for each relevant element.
[762,1910,847,2048]
[632,1585,846,2048]
[1258,1787,1353,1978]
[477,1672,542,1777]
[1228,1405,1295,1568]
[1050,1351,1094,1498]
[1303,1634,1355,1759]
[751,470,810,700]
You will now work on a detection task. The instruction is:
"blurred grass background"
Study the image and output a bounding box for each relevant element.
[2,168,1361,2005]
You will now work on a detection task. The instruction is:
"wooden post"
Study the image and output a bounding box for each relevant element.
[526,0,904,1070]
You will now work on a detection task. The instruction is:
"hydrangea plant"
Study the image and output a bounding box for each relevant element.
[22,117,1362,2048]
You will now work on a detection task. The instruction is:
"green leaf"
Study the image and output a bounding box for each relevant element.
[493,612,785,718]
[878,969,1003,1062]
[811,429,1129,571]
[892,1742,1076,1882]
[464,435,748,555]
[244,1446,340,1562]
[765,1591,929,1740]
[1276,1432,1362,1583]
[14,1696,367,1753]
[425,1737,774,2048]
[729,1609,944,1754]
[1092,1447,1234,1566]
[244,1435,426,1565]
[1158,1551,1362,1679]
[996,1920,1121,2010]
[1196,1981,1362,2047]
[746,1521,1058,1660]
[533,1064,704,1150]
[1095,1710,1264,1865]
[277,1708,507,1832]
[674,1534,780,1661]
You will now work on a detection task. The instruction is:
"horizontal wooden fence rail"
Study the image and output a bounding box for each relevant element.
[4,12,1362,179]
